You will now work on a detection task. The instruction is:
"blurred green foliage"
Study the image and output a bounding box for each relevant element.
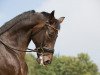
[25,53,99,75]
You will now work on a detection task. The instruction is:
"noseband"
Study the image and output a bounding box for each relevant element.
[0,21,58,54]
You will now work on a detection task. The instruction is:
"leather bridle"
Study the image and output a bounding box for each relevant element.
[0,21,59,54]
[30,22,59,54]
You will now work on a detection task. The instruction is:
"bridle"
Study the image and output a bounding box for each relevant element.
[30,21,59,54]
[0,21,59,54]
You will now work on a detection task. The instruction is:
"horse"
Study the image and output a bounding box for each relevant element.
[0,10,64,75]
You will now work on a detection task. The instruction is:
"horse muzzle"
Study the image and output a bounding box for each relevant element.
[36,54,52,66]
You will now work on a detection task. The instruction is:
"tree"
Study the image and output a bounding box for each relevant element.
[25,53,99,75]
[77,53,98,75]
[25,53,37,75]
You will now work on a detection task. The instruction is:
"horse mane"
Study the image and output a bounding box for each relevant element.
[41,12,50,18]
[0,10,35,35]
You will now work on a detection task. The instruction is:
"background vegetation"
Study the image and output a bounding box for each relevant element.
[25,53,100,75]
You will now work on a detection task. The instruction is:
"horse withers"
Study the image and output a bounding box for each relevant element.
[0,10,64,75]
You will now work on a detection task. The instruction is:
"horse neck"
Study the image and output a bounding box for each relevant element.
[1,20,34,52]
[0,13,45,55]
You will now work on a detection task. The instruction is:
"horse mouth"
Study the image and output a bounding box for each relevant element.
[36,55,51,66]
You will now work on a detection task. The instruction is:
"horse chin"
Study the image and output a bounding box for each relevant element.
[37,55,45,66]
[39,55,44,66]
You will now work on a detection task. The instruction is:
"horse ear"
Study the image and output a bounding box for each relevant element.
[50,10,55,18]
[58,17,65,23]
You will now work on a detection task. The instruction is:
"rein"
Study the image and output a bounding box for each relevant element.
[0,22,58,53]
[0,39,37,52]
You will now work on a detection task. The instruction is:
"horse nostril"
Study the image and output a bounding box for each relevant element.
[44,60,51,65]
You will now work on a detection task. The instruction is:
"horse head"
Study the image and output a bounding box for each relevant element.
[31,11,65,65]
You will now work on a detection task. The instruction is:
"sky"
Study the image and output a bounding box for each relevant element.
[0,0,100,71]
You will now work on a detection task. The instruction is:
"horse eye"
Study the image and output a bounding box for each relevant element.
[49,32,55,38]
[49,33,53,37]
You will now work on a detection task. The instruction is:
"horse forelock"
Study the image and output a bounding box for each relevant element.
[41,11,60,30]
